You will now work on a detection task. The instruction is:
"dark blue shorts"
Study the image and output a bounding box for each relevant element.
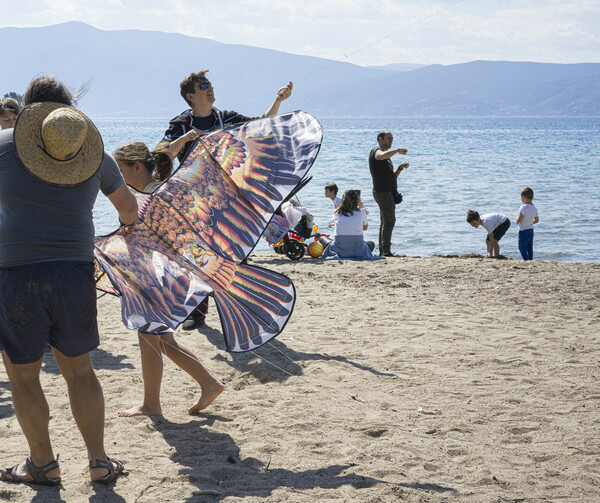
[0,261,99,364]
[486,218,511,242]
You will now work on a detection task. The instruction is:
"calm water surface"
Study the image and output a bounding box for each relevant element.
[93,117,600,262]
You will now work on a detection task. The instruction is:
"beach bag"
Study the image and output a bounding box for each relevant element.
[263,214,289,245]
[391,190,403,205]
[293,212,315,238]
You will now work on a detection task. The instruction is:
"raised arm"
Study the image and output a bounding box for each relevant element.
[263,81,293,117]
[108,183,139,226]
[158,129,200,160]
[374,147,407,161]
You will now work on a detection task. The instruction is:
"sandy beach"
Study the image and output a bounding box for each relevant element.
[1,254,599,502]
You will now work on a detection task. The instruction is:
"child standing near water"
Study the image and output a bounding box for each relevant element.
[113,141,224,417]
[516,187,539,260]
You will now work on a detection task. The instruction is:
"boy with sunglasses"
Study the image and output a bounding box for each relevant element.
[161,69,293,163]
[159,69,293,330]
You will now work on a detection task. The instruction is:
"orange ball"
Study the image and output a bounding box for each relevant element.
[308,241,324,258]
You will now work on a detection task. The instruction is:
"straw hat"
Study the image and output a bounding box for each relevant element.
[13,102,103,187]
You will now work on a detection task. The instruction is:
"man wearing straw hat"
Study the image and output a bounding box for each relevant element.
[0,77,138,485]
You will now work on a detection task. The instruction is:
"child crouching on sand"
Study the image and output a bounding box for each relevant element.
[467,210,510,258]
[113,141,224,417]
[516,187,539,260]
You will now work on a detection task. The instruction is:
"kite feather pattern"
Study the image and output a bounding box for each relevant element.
[94,111,322,352]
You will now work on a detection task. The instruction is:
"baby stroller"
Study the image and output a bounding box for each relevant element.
[262,177,327,260]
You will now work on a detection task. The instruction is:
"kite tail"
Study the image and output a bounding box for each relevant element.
[211,263,295,352]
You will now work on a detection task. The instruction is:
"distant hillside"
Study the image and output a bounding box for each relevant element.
[0,22,390,118]
[321,61,600,116]
[366,63,425,72]
[0,23,598,117]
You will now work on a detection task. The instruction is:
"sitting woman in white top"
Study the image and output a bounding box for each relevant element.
[321,189,377,260]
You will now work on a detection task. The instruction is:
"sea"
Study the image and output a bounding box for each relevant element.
[93,116,600,262]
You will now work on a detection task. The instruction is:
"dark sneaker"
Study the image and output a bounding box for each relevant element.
[182,312,206,331]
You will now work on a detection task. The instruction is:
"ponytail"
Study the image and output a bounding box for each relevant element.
[152,148,173,181]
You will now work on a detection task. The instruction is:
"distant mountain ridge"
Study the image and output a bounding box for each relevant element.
[1,22,598,117]
[367,63,425,72]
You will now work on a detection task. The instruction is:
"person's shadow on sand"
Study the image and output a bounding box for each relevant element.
[0,380,14,419]
[201,327,396,383]
[146,416,455,502]
[40,346,134,375]
[17,484,126,503]
[14,488,68,503]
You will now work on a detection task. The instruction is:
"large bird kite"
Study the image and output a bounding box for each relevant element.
[94,111,322,352]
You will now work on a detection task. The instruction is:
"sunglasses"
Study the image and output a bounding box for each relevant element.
[196,81,212,91]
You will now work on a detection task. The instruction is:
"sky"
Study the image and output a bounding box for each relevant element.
[1,0,599,66]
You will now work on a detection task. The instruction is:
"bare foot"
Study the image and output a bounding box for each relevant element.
[117,403,162,417]
[188,382,225,414]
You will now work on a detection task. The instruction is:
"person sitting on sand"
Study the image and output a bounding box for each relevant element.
[0,97,20,130]
[321,189,377,260]
[113,141,224,417]
[466,210,511,258]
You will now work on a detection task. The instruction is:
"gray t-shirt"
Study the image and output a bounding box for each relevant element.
[0,129,125,267]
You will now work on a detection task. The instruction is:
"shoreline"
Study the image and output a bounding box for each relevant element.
[1,254,599,502]
[253,248,600,264]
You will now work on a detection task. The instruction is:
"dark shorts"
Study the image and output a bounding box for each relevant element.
[0,261,99,364]
[486,218,510,242]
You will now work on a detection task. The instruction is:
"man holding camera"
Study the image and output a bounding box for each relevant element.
[368,130,409,257]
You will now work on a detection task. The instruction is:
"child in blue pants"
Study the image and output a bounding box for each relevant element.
[516,187,539,260]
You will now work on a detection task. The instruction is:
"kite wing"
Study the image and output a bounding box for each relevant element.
[95,111,322,351]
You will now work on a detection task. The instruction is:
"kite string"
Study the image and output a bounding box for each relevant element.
[137,332,416,480]
[138,328,421,437]
[251,346,421,434]
[294,0,468,84]
[134,330,489,496]
[346,0,467,60]
[215,0,470,127]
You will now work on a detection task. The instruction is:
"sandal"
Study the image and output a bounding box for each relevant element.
[1,455,61,486]
[89,457,125,484]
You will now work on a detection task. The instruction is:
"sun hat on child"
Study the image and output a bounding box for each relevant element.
[13,102,103,187]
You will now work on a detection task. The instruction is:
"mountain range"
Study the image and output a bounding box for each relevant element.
[1,22,598,117]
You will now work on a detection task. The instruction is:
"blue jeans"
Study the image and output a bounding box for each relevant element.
[518,229,534,260]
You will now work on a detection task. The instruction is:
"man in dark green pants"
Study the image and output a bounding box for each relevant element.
[368,130,409,257]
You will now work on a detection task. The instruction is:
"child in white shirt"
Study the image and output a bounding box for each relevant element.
[516,186,539,260]
[467,210,511,258]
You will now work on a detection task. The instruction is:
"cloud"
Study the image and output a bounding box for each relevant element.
[2,0,599,65]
